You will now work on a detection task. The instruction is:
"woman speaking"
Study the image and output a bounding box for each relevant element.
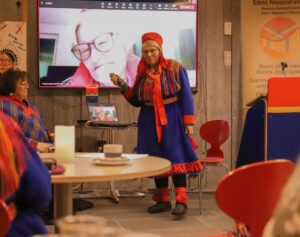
[111,32,202,216]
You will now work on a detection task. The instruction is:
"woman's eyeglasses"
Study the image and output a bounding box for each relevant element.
[71,32,114,61]
[142,48,159,55]
[19,81,29,87]
[0,59,13,64]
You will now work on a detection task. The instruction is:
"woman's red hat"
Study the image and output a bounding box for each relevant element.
[137,32,170,76]
[142,32,163,49]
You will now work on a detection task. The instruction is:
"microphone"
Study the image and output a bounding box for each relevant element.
[281,62,288,77]
[109,72,118,83]
[281,62,287,70]
[109,73,115,78]
[109,73,123,87]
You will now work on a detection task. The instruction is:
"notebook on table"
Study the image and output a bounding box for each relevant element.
[85,104,137,127]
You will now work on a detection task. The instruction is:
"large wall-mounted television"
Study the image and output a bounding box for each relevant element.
[38,0,197,88]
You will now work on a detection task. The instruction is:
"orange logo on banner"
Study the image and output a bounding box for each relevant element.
[260,17,300,59]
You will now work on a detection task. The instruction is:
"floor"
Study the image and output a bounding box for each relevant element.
[47,187,233,237]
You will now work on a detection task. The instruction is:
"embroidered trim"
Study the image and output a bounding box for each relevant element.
[0,96,36,115]
[156,160,203,177]
[144,96,179,107]
[183,115,195,125]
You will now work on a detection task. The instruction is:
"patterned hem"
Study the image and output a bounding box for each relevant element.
[155,160,203,177]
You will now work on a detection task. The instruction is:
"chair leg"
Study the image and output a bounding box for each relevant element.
[198,163,229,214]
[139,178,143,191]
[204,166,208,188]
[188,173,191,189]
[220,163,230,174]
[170,176,174,204]
[198,165,206,214]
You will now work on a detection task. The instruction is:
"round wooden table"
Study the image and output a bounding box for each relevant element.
[39,153,171,223]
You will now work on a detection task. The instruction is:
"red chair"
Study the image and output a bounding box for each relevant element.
[216,159,295,237]
[0,199,16,237]
[198,120,230,213]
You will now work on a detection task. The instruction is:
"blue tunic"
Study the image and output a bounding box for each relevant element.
[6,140,52,236]
[123,61,202,175]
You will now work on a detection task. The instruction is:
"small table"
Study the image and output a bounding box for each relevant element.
[39,153,171,221]
[76,124,139,202]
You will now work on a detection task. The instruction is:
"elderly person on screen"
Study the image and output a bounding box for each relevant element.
[0,69,54,153]
[0,111,51,237]
[111,32,202,216]
[95,106,111,121]
[63,10,140,87]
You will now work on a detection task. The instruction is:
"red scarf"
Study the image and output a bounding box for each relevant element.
[144,65,167,142]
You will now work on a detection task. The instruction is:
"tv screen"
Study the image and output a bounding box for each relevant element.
[38,0,197,88]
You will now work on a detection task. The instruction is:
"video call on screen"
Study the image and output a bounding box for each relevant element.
[39,0,197,88]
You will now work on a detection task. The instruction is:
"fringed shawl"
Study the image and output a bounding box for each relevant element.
[0,112,27,200]
[134,59,182,100]
[133,58,182,143]
[0,96,49,143]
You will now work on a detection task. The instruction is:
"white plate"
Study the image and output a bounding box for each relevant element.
[92,157,130,166]
[77,153,149,160]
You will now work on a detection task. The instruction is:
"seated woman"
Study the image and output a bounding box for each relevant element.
[0,69,53,153]
[0,111,52,236]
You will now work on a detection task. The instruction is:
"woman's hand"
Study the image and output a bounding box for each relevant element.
[110,73,129,92]
[36,142,53,153]
[185,126,193,137]
[110,73,120,86]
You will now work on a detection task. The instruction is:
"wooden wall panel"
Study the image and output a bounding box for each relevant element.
[0,0,243,188]
[204,0,230,185]
[231,0,243,169]
[223,0,233,173]
[0,1,22,21]
[196,0,209,160]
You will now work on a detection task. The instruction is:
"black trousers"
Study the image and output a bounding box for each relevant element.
[154,174,186,188]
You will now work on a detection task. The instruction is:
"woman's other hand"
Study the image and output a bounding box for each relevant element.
[185,126,193,137]
[48,132,55,143]
[36,142,53,153]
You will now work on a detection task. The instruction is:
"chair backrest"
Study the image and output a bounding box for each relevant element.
[200,120,230,158]
[0,199,16,237]
[215,159,295,237]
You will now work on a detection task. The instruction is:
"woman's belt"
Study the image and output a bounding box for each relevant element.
[144,96,179,107]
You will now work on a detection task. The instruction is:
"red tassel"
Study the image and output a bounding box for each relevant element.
[175,187,187,204]
[152,194,159,202]
[152,187,169,202]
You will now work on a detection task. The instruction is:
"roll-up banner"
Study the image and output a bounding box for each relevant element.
[241,1,300,108]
